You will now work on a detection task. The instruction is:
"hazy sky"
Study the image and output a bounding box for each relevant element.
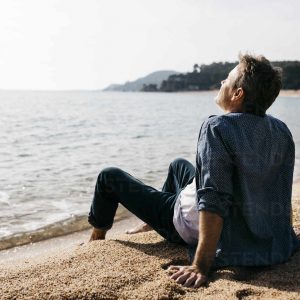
[0,0,299,90]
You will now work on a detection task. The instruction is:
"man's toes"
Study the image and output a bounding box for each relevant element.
[125,223,152,234]
[125,227,140,234]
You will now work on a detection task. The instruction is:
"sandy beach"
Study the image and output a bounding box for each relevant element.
[1,184,300,299]
[279,89,300,97]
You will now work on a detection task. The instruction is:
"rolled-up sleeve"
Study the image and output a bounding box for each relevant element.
[196,118,234,218]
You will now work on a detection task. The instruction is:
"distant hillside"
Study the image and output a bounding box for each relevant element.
[159,61,300,92]
[103,70,179,92]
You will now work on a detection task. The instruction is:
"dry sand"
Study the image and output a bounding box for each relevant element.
[292,182,300,228]
[279,90,300,97]
[1,185,300,300]
[1,229,300,300]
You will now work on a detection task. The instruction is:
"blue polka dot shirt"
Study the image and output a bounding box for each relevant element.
[194,112,300,267]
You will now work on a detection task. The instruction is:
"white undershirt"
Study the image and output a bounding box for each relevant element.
[173,178,199,245]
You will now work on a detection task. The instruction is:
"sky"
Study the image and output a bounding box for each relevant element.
[0,0,299,90]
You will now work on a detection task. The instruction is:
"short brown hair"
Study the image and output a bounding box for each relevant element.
[234,54,282,116]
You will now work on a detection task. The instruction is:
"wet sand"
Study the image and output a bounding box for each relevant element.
[0,212,141,265]
[1,186,300,299]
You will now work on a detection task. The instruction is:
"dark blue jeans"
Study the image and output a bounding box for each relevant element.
[88,158,195,244]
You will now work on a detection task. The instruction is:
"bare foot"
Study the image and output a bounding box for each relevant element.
[89,228,107,242]
[125,222,153,234]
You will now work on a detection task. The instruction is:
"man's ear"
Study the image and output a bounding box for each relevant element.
[231,87,245,103]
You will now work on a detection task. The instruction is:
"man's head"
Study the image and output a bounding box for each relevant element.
[215,54,282,116]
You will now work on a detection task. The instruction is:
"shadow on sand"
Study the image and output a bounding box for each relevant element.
[115,234,300,294]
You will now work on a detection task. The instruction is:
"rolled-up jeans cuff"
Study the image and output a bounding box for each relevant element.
[88,212,113,231]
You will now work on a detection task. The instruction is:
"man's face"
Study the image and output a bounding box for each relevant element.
[215,65,239,112]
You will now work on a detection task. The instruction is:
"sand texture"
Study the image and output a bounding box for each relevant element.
[1,188,300,300]
[1,228,300,300]
[279,89,300,97]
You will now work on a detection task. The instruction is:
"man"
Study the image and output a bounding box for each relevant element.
[88,54,300,288]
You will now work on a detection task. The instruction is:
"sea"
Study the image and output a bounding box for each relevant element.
[1,90,300,249]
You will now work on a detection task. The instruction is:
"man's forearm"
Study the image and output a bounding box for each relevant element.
[192,211,223,275]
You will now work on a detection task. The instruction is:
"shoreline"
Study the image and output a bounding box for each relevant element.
[0,212,141,265]
[1,187,300,299]
[0,206,130,252]
[1,180,300,257]
[1,222,299,299]
[101,89,300,97]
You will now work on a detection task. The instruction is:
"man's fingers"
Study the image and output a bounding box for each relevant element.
[170,270,184,280]
[167,266,208,288]
[183,273,197,287]
[193,275,207,288]
[167,265,182,271]
[175,272,191,284]
[167,265,182,275]
[167,269,178,275]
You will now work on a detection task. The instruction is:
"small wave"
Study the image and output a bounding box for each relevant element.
[0,207,130,251]
[133,135,149,139]
[18,153,32,158]
[0,191,10,205]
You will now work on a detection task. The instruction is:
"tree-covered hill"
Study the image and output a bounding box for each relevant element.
[142,61,300,92]
[103,70,179,92]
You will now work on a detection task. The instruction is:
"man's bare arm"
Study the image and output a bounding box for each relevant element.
[168,210,223,288]
[192,210,223,274]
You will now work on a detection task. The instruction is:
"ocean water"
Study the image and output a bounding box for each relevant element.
[1,90,300,249]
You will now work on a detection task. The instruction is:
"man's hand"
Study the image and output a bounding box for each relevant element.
[167,211,223,288]
[167,265,207,288]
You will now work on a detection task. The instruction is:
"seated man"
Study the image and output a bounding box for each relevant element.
[88,54,300,288]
